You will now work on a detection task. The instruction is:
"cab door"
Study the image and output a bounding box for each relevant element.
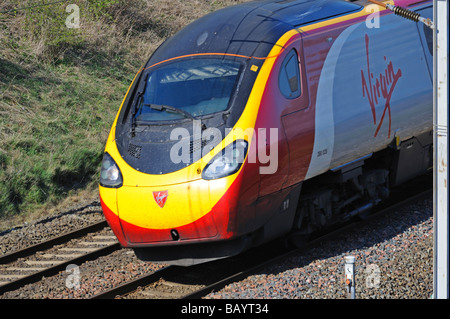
[254,33,310,197]
[278,35,314,188]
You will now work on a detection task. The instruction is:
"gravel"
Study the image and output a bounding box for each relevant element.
[0,197,168,299]
[1,248,167,299]
[0,199,105,256]
[206,195,434,299]
[0,194,434,299]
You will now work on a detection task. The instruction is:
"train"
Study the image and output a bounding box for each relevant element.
[99,0,433,266]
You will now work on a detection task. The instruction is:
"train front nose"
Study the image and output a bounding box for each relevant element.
[116,180,218,244]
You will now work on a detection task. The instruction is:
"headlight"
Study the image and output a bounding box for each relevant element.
[100,153,123,188]
[202,140,248,180]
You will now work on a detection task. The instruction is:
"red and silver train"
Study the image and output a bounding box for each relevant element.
[99,0,433,265]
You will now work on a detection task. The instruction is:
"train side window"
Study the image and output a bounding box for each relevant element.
[279,49,301,99]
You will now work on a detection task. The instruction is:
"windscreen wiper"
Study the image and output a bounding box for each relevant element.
[145,103,199,121]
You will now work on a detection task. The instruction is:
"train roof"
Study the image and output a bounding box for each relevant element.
[146,0,363,67]
[259,0,363,27]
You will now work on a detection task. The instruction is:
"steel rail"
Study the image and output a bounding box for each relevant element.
[90,265,180,299]
[0,220,108,264]
[89,184,431,299]
[0,241,120,295]
[182,188,433,299]
[0,220,123,295]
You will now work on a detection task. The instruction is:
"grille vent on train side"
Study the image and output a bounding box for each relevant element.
[190,139,208,154]
[128,143,142,159]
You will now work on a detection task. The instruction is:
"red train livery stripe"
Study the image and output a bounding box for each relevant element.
[99,0,433,265]
[101,161,248,245]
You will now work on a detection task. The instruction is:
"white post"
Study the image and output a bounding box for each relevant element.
[345,256,356,299]
[433,0,449,300]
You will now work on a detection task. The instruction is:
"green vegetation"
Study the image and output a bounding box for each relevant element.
[0,0,248,223]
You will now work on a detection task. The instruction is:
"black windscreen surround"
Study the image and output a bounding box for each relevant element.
[114,0,362,175]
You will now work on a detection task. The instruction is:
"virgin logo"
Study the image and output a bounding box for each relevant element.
[361,34,402,138]
[153,191,168,208]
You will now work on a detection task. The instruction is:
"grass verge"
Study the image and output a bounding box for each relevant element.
[0,0,249,227]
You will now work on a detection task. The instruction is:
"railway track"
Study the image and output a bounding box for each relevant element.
[90,239,293,299]
[91,180,432,299]
[0,220,120,295]
[0,173,432,299]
